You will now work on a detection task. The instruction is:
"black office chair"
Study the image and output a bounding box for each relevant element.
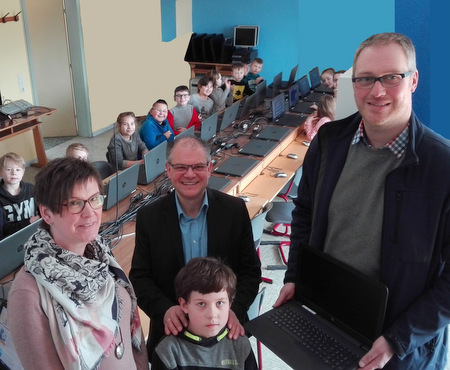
[91,160,114,180]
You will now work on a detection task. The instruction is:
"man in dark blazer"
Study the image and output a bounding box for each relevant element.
[129,136,261,361]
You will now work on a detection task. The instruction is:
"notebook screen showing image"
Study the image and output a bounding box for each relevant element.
[238,139,279,157]
[287,82,300,110]
[213,156,259,177]
[271,93,286,121]
[0,220,40,279]
[219,101,240,131]
[103,163,139,210]
[309,66,322,89]
[200,112,218,142]
[138,141,167,185]
[245,244,388,370]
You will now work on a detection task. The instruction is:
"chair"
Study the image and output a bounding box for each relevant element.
[247,287,266,370]
[262,166,303,265]
[251,202,273,284]
[91,160,114,180]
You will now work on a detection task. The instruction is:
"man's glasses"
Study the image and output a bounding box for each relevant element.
[352,71,412,89]
[169,162,209,173]
[63,194,105,214]
[175,94,189,99]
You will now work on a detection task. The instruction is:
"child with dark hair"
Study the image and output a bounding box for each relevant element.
[168,86,201,135]
[189,76,214,120]
[152,257,258,370]
[139,99,174,149]
[207,69,232,113]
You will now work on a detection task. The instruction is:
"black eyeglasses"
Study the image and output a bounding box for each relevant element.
[168,162,209,173]
[352,71,412,89]
[62,194,105,214]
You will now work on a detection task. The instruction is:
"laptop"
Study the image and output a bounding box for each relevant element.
[200,112,219,142]
[238,139,279,157]
[269,71,282,98]
[309,66,334,94]
[103,163,140,210]
[270,93,306,127]
[298,74,328,104]
[288,81,316,115]
[175,125,195,140]
[254,79,267,108]
[138,141,167,185]
[256,124,292,141]
[213,156,259,177]
[207,175,232,192]
[236,93,257,120]
[0,220,40,279]
[281,64,299,89]
[219,101,240,132]
[245,244,389,370]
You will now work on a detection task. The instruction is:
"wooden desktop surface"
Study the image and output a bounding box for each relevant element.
[0,107,56,168]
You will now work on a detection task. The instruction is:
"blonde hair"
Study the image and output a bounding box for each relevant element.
[0,152,25,170]
[316,95,336,121]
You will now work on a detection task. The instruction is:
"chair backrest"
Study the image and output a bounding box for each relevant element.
[247,287,266,321]
[91,160,114,180]
[251,202,273,249]
[278,166,303,200]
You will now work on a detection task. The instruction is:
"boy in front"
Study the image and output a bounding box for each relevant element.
[152,257,258,370]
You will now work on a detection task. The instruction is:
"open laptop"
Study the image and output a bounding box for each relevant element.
[266,71,282,98]
[103,163,140,210]
[213,156,259,177]
[207,175,232,192]
[138,141,167,185]
[200,112,219,142]
[245,244,389,370]
[286,82,314,123]
[270,92,306,127]
[175,125,195,140]
[0,220,40,279]
[238,139,279,157]
[236,92,257,120]
[309,66,334,94]
[298,74,328,104]
[218,101,240,132]
[281,64,299,89]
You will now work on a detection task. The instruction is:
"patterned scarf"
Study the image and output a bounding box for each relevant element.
[24,228,143,370]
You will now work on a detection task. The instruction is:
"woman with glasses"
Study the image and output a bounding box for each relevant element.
[8,157,148,369]
[139,99,174,150]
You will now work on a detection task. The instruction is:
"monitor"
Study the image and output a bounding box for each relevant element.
[233,26,259,48]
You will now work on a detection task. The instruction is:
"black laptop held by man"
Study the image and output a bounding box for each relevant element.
[245,244,388,370]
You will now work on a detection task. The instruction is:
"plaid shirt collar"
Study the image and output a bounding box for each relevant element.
[351,119,409,159]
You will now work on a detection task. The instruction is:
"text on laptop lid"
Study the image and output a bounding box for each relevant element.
[138,141,167,185]
[200,112,218,142]
[103,163,139,210]
[0,220,40,279]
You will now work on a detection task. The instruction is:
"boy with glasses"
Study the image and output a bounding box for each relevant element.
[130,136,261,362]
[139,99,174,150]
[168,86,201,136]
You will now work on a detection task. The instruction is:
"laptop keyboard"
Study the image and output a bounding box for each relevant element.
[268,305,360,370]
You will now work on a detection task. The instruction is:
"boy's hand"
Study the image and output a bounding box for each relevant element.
[227,310,245,340]
[164,131,172,139]
[163,305,188,336]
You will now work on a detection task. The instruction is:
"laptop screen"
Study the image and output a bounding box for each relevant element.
[296,245,388,345]
[271,93,285,121]
[309,67,321,89]
[298,75,311,98]
[272,72,282,97]
[287,82,299,110]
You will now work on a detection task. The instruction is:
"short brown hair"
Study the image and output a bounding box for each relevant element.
[116,112,136,126]
[175,257,237,303]
[65,143,89,157]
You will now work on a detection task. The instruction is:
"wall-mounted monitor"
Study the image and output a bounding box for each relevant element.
[233,25,259,48]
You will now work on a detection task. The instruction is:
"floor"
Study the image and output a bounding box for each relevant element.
[23,132,294,369]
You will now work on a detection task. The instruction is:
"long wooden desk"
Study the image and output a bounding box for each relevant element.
[0,107,55,168]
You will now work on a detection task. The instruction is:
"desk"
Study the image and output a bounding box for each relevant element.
[0,107,55,168]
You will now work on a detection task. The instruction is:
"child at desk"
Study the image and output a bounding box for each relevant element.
[207,69,232,113]
[189,76,214,120]
[168,85,201,135]
[0,152,40,238]
[65,142,89,161]
[304,94,336,142]
[139,99,175,150]
[243,57,264,92]
[229,62,253,103]
[107,111,148,170]
[152,257,258,370]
